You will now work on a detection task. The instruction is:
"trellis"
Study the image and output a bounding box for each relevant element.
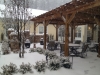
[31,0,100,57]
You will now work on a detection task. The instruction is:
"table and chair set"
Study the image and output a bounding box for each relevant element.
[47,40,99,58]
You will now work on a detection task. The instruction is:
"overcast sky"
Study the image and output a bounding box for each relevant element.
[0,0,72,10]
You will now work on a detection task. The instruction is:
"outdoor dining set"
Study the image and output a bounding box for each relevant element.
[46,40,99,58]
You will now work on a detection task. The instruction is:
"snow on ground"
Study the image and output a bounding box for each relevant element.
[0,43,100,75]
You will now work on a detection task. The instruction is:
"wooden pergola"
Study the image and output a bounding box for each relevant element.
[31,0,100,57]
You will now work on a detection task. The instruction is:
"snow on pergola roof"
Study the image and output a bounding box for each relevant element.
[8,28,14,31]
[29,8,47,17]
[0,4,47,18]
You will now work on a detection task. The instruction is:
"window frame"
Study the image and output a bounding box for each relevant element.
[38,26,47,34]
[75,27,81,38]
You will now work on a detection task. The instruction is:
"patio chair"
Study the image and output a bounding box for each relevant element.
[69,43,88,58]
[73,40,81,44]
[47,41,55,50]
[60,44,65,56]
[88,42,97,52]
[80,44,88,58]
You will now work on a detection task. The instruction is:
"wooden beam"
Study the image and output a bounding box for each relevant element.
[95,16,100,25]
[71,25,73,43]
[53,25,56,28]
[33,22,36,48]
[66,0,100,14]
[73,25,76,40]
[43,21,49,49]
[64,16,69,56]
[62,12,76,24]
[64,13,76,56]
[32,0,100,23]
[91,24,94,40]
[95,17,100,58]
[56,25,58,41]
[36,23,40,27]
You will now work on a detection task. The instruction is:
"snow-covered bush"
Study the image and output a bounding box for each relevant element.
[44,50,58,59]
[35,47,45,54]
[19,62,33,74]
[1,39,10,55]
[48,51,58,59]
[29,48,36,53]
[44,50,50,56]
[48,58,61,70]
[1,63,18,75]
[60,56,72,69]
[34,60,47,72]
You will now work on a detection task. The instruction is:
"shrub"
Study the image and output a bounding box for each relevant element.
[60,56,72,69]
[34,60,46,72]
[19,62,33,74]
[48,58,61,70]
[1,63,18,75]
[35,47,45,54]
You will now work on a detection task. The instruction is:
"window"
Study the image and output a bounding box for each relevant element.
[75,27,81,37]
[39,26,47,34]
[39,26,44,34]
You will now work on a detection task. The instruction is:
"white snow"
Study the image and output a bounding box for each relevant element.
[10,32,18,35]
[8,28,14,31]
[0,43,100,75]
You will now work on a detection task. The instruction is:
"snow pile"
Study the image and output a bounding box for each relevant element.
[8,28,14,31]
[0,43,100,75]
[10,32,18,36]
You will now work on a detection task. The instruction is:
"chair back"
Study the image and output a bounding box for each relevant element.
[60,44,65,51]
[74,40,81,44]
[48,41,55,48]
[82,44,88,53]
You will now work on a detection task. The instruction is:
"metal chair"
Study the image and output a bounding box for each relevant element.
[69,43,88,58]
[88,42,97,52]
[60,44,65,56]
[47,41,55,50]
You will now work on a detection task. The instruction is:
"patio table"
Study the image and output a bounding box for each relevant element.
[60,43,81,47]
[60,43,81,56]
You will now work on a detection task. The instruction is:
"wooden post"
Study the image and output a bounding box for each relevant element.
[56,25,58,41]
[65,21,69,56]
[71,25,73,43]
[61,12,76,56]
[97,26,100,57]
[91,24,94,40]
[95,17,100,57]
[33,22,36,48]
[43,21,48,49]
[73,26,76,40]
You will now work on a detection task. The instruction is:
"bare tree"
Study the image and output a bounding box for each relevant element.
[1,0,31,58]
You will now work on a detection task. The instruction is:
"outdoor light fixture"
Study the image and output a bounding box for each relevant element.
[88,27,91,30]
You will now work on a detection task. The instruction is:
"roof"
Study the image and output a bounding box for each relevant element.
[31,0,100,25]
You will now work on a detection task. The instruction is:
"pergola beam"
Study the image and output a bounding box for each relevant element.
[31,0,100,58]
[95,16,100,57]
[63,12,76,56]
[31,0,100,24]
[64,0,100,14]
[43,20,49,49]
[33,22,36,48]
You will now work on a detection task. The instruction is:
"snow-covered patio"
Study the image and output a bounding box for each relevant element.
[0,43,100,75]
